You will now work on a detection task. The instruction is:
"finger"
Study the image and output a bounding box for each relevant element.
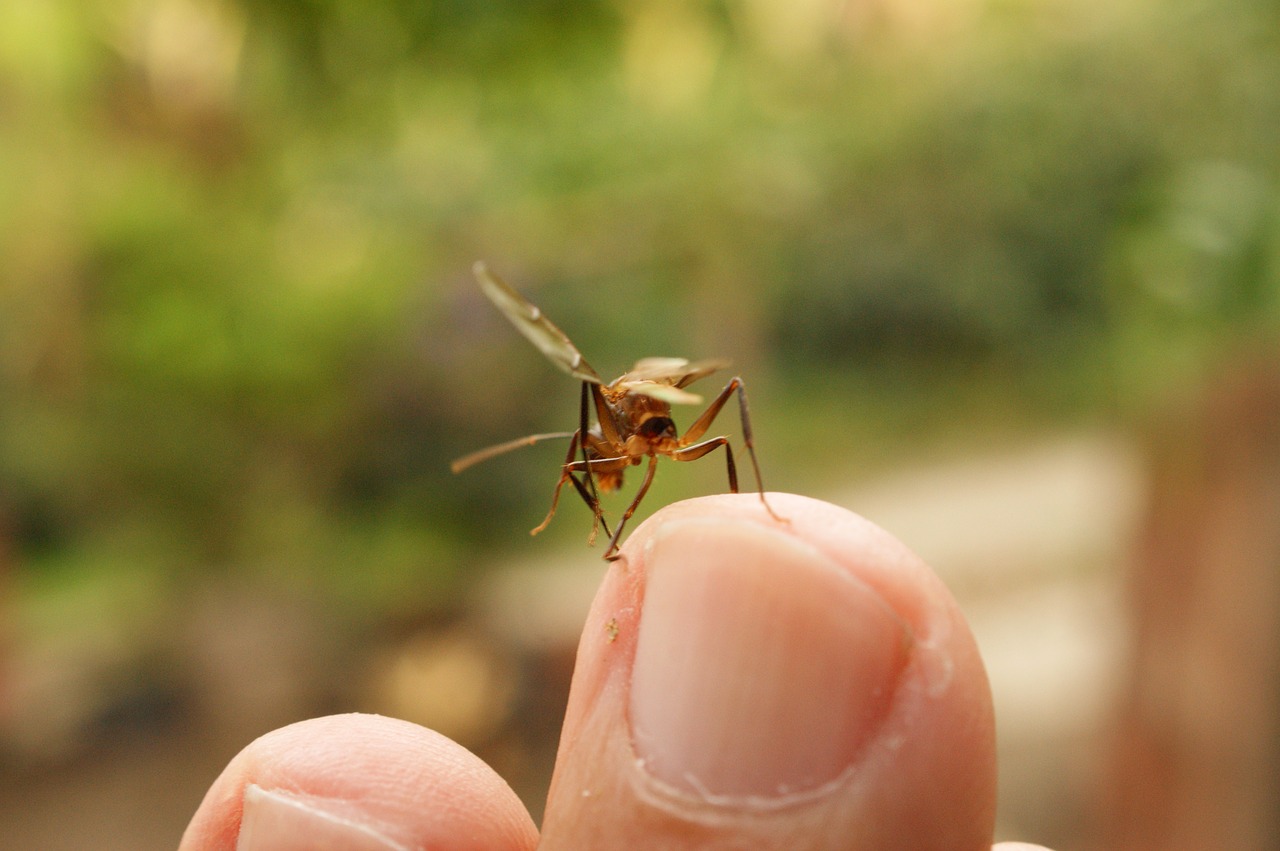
[179,713,537,851]
[540,492,997,850]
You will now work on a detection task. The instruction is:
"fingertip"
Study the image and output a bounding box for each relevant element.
[180,714,537,851]
[543,493,997,850]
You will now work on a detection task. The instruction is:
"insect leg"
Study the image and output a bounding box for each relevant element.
[678,377,784,523]
[533,448,625,540]
[566,472,613,541]
[590,381,624,446]
[678,377,737,445]
[531,383,619,543]
[577,381,608,539]
[603,454,659,561]
[530,430,584,537]
[671,436,737,492]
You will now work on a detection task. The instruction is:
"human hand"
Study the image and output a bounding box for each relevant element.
[180,493,1054,850]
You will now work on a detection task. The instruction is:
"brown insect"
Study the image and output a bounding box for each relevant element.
[451,262,783,560]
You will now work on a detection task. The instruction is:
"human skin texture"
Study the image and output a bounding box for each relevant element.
[181,494,1053,851]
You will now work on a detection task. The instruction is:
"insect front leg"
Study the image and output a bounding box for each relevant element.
[678,376,785,523]
[671,436,737,492]
[603,454,659,561]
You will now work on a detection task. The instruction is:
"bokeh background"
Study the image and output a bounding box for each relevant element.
[2,0,1279,848]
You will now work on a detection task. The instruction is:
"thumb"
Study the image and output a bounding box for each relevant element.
[539,493,997,850]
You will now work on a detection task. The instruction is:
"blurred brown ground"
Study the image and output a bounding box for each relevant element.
[3,381,1279,850]
[0,430,1140,850]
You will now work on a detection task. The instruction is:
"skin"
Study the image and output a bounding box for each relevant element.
[180,493,1055,851]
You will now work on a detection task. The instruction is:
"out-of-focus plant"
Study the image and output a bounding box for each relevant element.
[0,0,1277,643]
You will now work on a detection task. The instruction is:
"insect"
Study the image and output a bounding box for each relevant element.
[451,261,783,560]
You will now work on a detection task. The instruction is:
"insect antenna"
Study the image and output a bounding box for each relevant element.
[450,432,576,474]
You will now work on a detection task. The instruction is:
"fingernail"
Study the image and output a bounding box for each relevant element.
[238,784,407,851]
[629,518,911,803]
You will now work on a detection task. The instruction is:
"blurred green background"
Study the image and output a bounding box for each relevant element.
[2,0,1278,848]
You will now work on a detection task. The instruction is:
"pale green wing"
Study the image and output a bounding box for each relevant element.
[625,357,689,381]
[620,381,704,405]
[473,261,603,384]
[626,357,729,387]
[672,358,729,388]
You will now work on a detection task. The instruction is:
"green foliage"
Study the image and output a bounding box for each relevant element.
[2,0,1279,637]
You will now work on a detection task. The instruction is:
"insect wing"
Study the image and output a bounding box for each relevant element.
[472,261,603,384]
[673,358,729,388]
[625,357,690,381]
[626,357,729,388]
[624,381,704,405]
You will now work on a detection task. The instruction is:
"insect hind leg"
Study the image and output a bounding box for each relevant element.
[531,431,613,542]
[567,472,612,541]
